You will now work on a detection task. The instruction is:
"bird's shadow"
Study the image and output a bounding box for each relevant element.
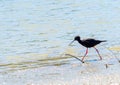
[65,54,100,63]
[77,55,101,62]
[85,59,98,62]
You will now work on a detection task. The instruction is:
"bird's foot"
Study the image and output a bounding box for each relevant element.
[100,58,102,60]
[81,59,85,63]
[81,60,85,63]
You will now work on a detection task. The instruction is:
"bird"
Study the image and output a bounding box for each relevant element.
[69,36,106,62]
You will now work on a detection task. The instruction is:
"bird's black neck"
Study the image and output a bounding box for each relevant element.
[77,39,82,44]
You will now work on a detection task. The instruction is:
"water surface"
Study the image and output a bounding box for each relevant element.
[0,0,120,73]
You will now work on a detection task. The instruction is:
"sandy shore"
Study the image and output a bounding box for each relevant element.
[0,57,120,85]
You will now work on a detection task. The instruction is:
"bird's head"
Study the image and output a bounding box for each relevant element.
[74,36,80,41]
[69,36,81,46]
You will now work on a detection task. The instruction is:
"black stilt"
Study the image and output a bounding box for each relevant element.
[69,36,106,62]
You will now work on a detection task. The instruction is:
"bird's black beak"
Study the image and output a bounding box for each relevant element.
[69,40,75,46]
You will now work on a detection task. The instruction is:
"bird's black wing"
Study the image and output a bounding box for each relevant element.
[82,38,96,43]
[82,38,99,47]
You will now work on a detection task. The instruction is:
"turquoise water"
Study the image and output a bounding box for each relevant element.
[0,0,120,73]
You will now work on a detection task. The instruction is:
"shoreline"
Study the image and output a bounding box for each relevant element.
[0,58,119,85]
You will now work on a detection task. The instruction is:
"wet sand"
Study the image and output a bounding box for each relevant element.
[0,46,120,85]
[0,56,120,85]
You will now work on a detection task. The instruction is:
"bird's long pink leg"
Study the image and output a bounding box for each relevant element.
[82,48,88,61]
[94,47,102,60]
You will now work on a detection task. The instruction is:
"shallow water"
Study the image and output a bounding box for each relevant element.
[0,0,120,77]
